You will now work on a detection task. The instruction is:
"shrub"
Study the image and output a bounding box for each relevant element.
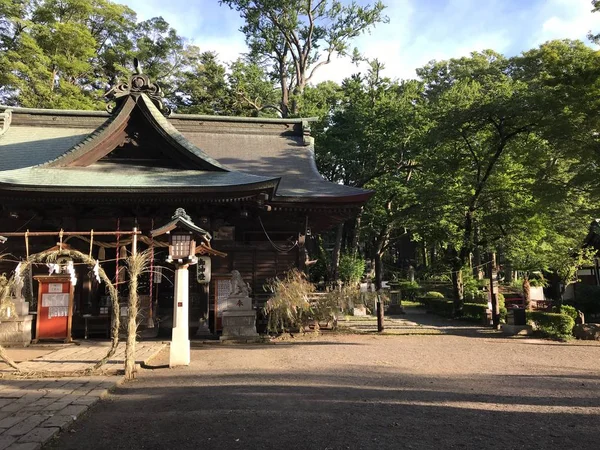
[263,269,315,333]
[464,289,488,304]
[526,311,575,340]
[424,291,444,299]
[392,280,420,301]
[310,293,342,325]
[425,298,454,317]
[462,303,488,321]
[323,284,362,314]
[338,254,365,284]
[555,305,579,322]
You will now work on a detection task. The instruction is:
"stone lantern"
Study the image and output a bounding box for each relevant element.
[150,208,210,367]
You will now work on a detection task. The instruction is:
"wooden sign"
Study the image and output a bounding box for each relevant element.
[213,226,234,241]
[196,256,211,284]
[34,275,74,342]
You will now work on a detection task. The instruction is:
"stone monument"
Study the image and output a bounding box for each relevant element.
[0,267,33,346]
[220,270,259,341]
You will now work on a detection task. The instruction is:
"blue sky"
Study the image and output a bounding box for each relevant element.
[119,0,600,83]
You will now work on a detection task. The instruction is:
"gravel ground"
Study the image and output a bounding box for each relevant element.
[45,331,600,450]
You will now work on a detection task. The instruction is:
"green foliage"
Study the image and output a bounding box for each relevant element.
[220,0,388,116]
[423,291,444,299]
[461,303,488,321]
[424,298,454,317]
[262,269,316,333]
[556,305,579,322]
[395,280,420,301]
[464,289,488,304]
[526,311,575,340]
[338,254,365,284]
[570,284,600,316]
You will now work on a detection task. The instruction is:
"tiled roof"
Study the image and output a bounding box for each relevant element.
[0,102,371,203]
[0,162,278,193]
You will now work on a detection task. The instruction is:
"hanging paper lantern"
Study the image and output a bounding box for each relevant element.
[98,246,105,261]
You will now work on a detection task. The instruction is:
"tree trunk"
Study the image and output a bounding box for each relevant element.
[351,212,362,257]
[125,275,138,380]
[374,251,384,291]
[505,262,513,283]
[472,225,481,279]
[330,223,344,281]
[523,276,531,310]
[422,241,428,269]
[451,267,464,316]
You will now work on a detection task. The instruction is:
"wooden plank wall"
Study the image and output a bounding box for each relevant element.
[209,243,299,330]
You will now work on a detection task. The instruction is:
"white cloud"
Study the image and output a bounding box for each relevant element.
[532,0,600,47]
[116,0,600,84]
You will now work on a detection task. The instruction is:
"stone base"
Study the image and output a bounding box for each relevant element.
[573,324,600,340]
[0,314,33,346]
[387,304,406,315]
[220,310,258,341]
[196,318,212,337]
[501,324,532,336]
[169,339,190,367]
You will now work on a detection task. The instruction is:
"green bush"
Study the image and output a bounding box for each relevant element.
[464,289,488,304]
[571,284,600,316]
[394,280,420,301]
[425,298,454,316]
[424,291,445,299]
[462,303,488,321]
[526,311,575,340]
[338,254,365,284]
[555,305,578,322]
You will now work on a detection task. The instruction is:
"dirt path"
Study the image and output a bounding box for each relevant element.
[45,332,600,450]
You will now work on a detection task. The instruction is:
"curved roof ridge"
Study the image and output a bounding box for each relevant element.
[0,104,109,117]
[41,101,131,167]
[0,104,317,124]
[138,95,227,171]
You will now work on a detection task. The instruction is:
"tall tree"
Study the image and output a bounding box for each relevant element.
[414,41,600,311]
[0,0,136,108]
[317,61,424,287]
[220,0,388,117]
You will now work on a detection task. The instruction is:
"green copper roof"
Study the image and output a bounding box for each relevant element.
[0,163,279,193]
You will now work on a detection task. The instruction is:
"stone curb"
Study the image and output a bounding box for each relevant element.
[0,344,165,450]
[0,380,119,450]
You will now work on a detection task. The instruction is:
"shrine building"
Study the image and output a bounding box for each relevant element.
[0,67,371,338]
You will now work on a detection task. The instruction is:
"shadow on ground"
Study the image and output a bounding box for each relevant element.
[45,346,600,450]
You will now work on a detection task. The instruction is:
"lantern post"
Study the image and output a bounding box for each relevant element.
[151,208,210,367]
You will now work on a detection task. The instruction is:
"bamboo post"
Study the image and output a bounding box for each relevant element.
[132,227,137,256]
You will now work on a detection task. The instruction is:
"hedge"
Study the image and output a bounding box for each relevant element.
[555,305,578,322]
[526,311,574,340]
[462,303,488,321]
[423,298,454,317]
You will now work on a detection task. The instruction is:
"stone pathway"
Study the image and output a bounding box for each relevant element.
[0,341,165,450]
[15,342,165,374]
[337,305,496,336]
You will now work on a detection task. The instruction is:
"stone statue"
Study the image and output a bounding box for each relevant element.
[221,270,258,341]
[230,270,250,296]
